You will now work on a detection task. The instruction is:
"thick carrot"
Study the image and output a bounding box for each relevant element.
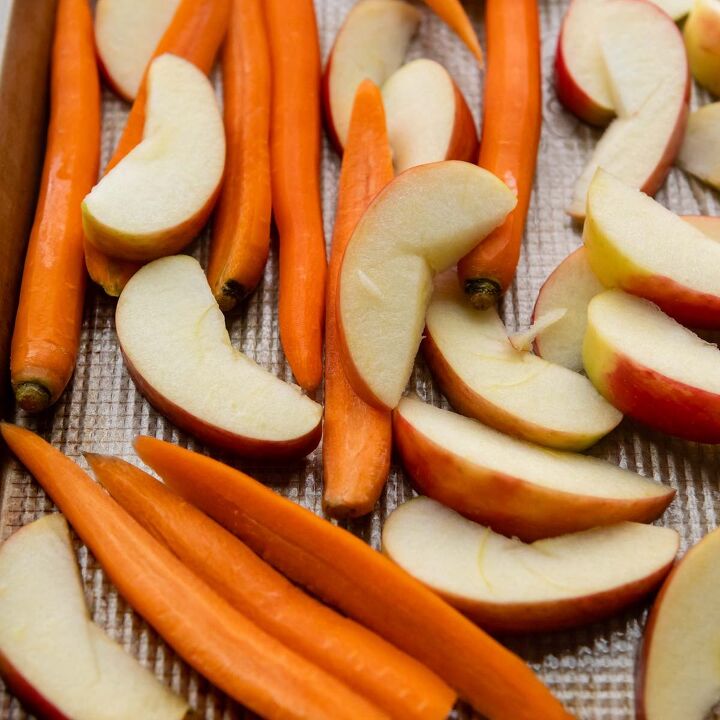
[10,0,100,412]
[265,0,326,392]
[323,80,394,518]
[136,437,575,720]
[87,453,456,720]
[457,0,541,309]
[85,0,231,297]
[206,0,272,312]
[422,0,484,65]
[0,424,388,720]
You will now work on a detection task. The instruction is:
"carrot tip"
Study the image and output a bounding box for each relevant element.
[14,382,52,413]
[464,278,501,310]
[217,280,246,313]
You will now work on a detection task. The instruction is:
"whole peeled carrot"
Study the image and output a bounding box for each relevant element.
[207,0,272,312]
[0,424,389,720]
[10,0,100,412]
[422,0,483,65]
[323,80,394,518]
[265,0,326,392]
[87,453,456,720]
[85,0,231,297]
[457,0,541,309]
[135,437,575,720]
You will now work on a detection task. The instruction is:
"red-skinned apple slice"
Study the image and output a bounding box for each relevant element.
[381,59,478,173]
[94,0,181,101]
[584,289,720,443]
[116,255,322,458]
[337,161,516,410]
[684,0,720,97]
[393,397,674,541]
[423,271,621,450]
[383,497,679,634]
[678,103,720,190]
[0,514,188,720]
[323,0,421,149]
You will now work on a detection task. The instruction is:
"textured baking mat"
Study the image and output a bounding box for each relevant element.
[2,1,719,718]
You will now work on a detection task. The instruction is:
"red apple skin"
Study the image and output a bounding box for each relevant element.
[321,50,343,153]
[446,81,479,164]
[392,410,675,542]
[95,50,134,103]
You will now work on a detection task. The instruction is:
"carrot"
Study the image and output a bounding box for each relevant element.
[422,0,483,65]
[87,453,456,720]
[9,0,100,413]
[135,437,575,720]
[206,0,272,312]
[265,0,326,392]
[457,0,541,309]
[323,80,394,518]
[85,0,231,297]
[0,424,389,720]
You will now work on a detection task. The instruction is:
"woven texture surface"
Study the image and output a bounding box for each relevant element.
[1,1,718,718]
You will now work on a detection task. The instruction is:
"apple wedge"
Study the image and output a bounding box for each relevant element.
[83,54,225,262]
[678,103,720,190]
[337,161,516,410]
[95,0,181,101]
[323,0,421,149]
[381,59,478,173]
[383,497,679,633]
[637,526,720,720]
[684,0,720,97]
[116,255,322,458]
[394,397,674,541]
[423,271,621,450]
[649,0,692,18]
[0,514,188,720]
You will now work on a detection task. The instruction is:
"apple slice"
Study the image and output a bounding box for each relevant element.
[116,255,322,458]
[337,161,516,410]
[0,514,188,720]
[423,271,621,450]
[94,0,181,101]
[323,0,421,149]
[637,526,720,720]
[394,397,674,541]
[650,0,692,19]
[381,59,478,173]
[383,497,679,633]
[83,54,225,262]
[678,103,720,191]
[684,0,720,97]
[584,289,720,443]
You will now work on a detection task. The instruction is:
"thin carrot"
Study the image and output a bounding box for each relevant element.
[323,80,394,518]
[10,0,100,412]
[0,424,388,720]
[87,453,455,720]
[457,0,541,309]
[85,0,231,297]
[422,0,484,65]
[265,0,326,392]
[207,0,272,312]
[135,437,575,720]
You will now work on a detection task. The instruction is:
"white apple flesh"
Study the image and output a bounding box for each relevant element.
[678,102,720,191]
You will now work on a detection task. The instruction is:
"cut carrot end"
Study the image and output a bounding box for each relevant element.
[463,278,501,310]
[14,382,52,413]
[217,280,246,313]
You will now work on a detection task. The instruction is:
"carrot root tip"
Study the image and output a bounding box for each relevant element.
[464,278,501,310]
[14,382,52,413]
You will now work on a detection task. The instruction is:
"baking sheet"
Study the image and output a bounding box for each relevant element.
[2,1,719,718]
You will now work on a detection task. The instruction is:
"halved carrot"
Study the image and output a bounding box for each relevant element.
[422,0,483,65]
[457,0,541,309]
[135,437,575,720]
[206,0,272,312]
[265,0,326,392]
[0,424,388,720]
[85,0,231,297]
[10,0,100,412]
[323,80,393,518]
[87,453,455,720]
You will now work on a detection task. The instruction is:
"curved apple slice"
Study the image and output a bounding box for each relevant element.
[94,0,181,100]
[684,0,720,97]
[384,497,678,634]
[394,397,674,541]
[423,272,621,450]
[337,161,516,410]
[678,103,720,191]
[116,255,322,458]
[382,59,478,174]
[83,54,225,262]
[323,0,421,149]
[651,0,692,19]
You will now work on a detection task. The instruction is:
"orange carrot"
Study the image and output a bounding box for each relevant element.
[10,0,100,412]
[0,424,388,720]
[422,0,483,65]
[135,437,575,720]
[265,0,326,392]
[457,0,541,309]
[323,80,394,518]
[85,0,231,297]
[87,453,455,720]
[207,0,272,312]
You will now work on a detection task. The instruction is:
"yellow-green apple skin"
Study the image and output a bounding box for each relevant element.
[684,0,720,96]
